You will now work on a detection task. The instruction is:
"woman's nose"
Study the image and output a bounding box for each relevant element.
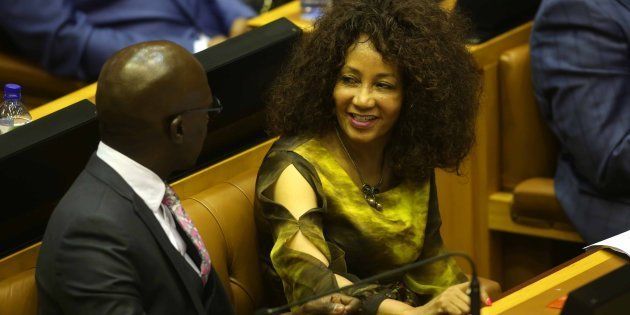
[352,86,375,108]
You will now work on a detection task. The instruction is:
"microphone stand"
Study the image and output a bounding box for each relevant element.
[255,252,481,315]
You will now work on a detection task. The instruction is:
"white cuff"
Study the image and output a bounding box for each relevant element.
[193,33,213,53]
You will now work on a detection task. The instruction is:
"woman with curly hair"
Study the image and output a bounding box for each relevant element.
[254,0,485,314]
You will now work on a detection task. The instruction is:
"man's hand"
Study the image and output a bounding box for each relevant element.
[295,293,361,315]
[229,17,252,37]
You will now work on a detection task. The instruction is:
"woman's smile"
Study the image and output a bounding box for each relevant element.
[347,113,379,129]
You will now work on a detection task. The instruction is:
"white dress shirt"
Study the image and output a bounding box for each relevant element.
[96,141,201,276]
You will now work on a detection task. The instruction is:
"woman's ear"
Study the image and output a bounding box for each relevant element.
[169,115,184,144]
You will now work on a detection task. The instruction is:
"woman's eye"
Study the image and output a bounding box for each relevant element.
[339,75,358,85]
[376,82,395,89]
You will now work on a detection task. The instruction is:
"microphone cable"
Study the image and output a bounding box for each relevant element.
[255,251,481,315]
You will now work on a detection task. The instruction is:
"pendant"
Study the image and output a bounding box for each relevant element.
[362,184,383,211]
[365,196,383,211]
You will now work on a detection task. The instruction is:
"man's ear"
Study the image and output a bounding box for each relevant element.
[169,115,184,144]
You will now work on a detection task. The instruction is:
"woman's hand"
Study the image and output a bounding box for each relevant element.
[402,282,491,315]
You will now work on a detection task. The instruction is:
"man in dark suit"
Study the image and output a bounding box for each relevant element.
[35,40,360,315]
[531,0,630,243]
[35,41,231,315]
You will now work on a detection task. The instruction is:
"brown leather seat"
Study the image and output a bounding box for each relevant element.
[0,269,37,315]
[0,243,39,315]
[498,44,571,228]
[183,169,265,315]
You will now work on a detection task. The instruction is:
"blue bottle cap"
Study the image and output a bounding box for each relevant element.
[4,83,21,100]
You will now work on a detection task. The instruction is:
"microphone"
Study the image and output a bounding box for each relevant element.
[255,252,481,315]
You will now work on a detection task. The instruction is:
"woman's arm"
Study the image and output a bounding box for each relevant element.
[272,165,331,265]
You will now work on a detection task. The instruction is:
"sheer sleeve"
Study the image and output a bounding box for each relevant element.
[403,174,467,302]
[256,149,342,300]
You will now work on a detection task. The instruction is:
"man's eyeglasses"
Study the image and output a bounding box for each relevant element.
[178,95,223,118]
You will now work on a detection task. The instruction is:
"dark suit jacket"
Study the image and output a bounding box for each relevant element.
[36,154,234,315]
[531,0,630,243]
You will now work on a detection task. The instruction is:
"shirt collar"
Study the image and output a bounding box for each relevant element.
[96,141,166,212]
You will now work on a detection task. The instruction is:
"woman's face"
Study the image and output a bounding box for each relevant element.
[333,37,403,146]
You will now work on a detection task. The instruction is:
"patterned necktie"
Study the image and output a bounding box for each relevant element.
[162,185,211,285]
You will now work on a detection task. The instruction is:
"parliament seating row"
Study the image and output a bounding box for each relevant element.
[0,9,580,312]
[0,137,507,315]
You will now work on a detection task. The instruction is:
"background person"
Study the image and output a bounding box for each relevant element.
[0,0,255,80]
[531,0,630,243]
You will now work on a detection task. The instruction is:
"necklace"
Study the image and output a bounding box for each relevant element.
[335,127,384,211]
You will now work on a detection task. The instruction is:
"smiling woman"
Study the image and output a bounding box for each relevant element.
[255,0,482,314]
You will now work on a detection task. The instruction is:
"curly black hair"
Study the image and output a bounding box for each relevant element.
[267,0,480,182]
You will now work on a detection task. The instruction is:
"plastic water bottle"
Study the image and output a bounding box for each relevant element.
[301,0,330,21]
[0,83,32,135]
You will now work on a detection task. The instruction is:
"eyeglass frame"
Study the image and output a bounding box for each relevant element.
[176,95,223,118]
[164,95,222,137]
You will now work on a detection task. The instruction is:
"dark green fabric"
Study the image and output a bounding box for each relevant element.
[254,136,466,313]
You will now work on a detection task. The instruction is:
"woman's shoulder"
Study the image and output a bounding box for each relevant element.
[268,135,313,154]
[257,135,322,191]
[264,135,329,167]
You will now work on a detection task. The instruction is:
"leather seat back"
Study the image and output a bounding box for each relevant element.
[183,169,264,315]
[499,44,558,191]
[0,269,37,315]
[498,44,571,227]
[0,244,39,315]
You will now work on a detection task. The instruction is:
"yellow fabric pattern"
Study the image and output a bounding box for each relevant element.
[254,136,466,312]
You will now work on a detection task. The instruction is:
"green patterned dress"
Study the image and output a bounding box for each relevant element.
[254,136,466,314]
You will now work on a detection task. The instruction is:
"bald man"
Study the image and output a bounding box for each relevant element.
[35,41,229,315]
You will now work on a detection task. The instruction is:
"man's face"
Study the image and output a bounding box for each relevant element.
[177,84,213,169]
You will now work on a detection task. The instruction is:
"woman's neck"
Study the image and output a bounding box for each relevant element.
[324,129,391,188]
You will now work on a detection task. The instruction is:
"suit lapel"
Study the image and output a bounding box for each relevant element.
[85,154,206,315]
[132,193,206,315]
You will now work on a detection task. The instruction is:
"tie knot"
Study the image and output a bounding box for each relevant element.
[162,185,178,208]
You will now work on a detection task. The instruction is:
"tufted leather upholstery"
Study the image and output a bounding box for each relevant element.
[182,169,265,315]
[498,44,571,227]
[0,269,37,315]
[0,243,39,315]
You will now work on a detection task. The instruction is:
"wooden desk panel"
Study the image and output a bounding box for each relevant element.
[30,83,96,121]
[484,250,628,315]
